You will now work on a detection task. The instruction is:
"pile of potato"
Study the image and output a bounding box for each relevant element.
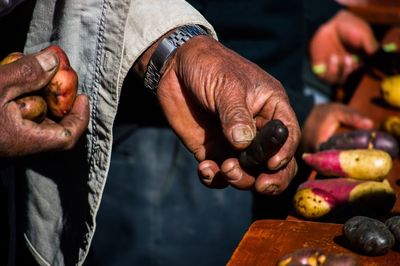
[293,129,398,220]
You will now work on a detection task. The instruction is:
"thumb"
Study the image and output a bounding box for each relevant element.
[218,94,256,150]
[0,49,59,101]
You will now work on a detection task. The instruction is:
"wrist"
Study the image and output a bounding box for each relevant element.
[141,24,210,95]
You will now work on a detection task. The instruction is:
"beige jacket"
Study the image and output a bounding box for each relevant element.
[21,0,216,265]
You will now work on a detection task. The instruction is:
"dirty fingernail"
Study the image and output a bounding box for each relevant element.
[36,50,58,72]
[200,167,215,181]
[232,125,254,144]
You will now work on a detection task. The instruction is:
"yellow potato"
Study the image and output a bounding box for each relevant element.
[381,75,400,108]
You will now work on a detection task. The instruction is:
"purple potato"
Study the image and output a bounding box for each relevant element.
[385,216,400,245]
[319,130,399,157]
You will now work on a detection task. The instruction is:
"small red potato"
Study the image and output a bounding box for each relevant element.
[319,130,399,158]
[302,149,393,181]
[293,178,395,219]
[42,45,78,119]
[16,95,47,123]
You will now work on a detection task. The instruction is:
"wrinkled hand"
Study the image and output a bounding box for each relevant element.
[301,103,374,152]
[157,36,301,195]
[309,10,378,84]
[0,49,89,157]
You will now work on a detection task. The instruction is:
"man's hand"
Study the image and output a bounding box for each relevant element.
[309,10,378,84]
[301,103,374,152]
[0,49,90,157]
[156,36,301,195]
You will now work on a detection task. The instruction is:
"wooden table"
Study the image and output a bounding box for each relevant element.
[228,72,400,265]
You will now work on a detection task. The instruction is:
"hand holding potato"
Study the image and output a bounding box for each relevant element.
[0,48,89,157]
[153,36,301,195]
[309,10,378,84]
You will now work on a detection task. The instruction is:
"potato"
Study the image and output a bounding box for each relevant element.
[381,75,400,108]
[0,52,24,65]
[381,115,400,140]
[239,119,288,171]
[385,216,400,246]
[16,95,47,123]
[302,149,393,181]
[319,130,399,158]
[276,247,359,266]
[42,45,78,119]
[293,178,395,219]
[343,216,395,256]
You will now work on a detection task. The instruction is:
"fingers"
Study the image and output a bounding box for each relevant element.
[16,94,89,155]
[334,104,374,130]
[199,156,298,196]
[0,49,59,101]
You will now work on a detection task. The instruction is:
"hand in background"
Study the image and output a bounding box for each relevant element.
[309,10,379,84]
[301,103,374,152]
[157,36,301,195]
[0,49,89,157]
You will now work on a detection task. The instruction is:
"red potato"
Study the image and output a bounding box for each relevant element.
[302,149,393,181]
[42,45,78,119]
[293,178,395,219]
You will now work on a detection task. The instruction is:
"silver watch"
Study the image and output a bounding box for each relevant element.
[144,24,209,94]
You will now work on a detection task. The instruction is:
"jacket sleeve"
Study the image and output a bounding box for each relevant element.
[122,0,217,72]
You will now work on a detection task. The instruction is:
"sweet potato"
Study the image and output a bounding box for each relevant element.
[343,216,395,256]
[293,178,395,219]
[42,45,78,119]
[239,119,288,171]
[319,130,399,158]
[385,216,400,246]
[302,149,392,181]
[276,247,360,266]
[381,75,400,108]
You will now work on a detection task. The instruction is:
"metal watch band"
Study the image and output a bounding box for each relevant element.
[144,24,209,94]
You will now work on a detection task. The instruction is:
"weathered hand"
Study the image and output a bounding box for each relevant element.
[0,49,89,157]
[301,103,374,152]
[309,10,378,84]
[157,36,301,195]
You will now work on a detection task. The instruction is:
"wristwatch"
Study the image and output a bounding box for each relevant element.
[144,24,209,94]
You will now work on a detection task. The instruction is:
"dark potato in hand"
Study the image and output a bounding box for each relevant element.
[239,119,288,171]
[16,95,47,123]
[343,216,395,256]
[42,45,78,119]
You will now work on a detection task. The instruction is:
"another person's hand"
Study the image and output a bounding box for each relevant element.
[301,103,374,152]
[309,10,379,84]
[157,36,301,195]
[0,49,90,157]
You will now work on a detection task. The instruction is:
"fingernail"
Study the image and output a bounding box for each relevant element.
[263,184,280,195]
[200,167,215,181]
[232,125,254,144]
[36,50,58,72]
[312,64,327,75]
[272,158,288,170]
[225,165,242,182]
